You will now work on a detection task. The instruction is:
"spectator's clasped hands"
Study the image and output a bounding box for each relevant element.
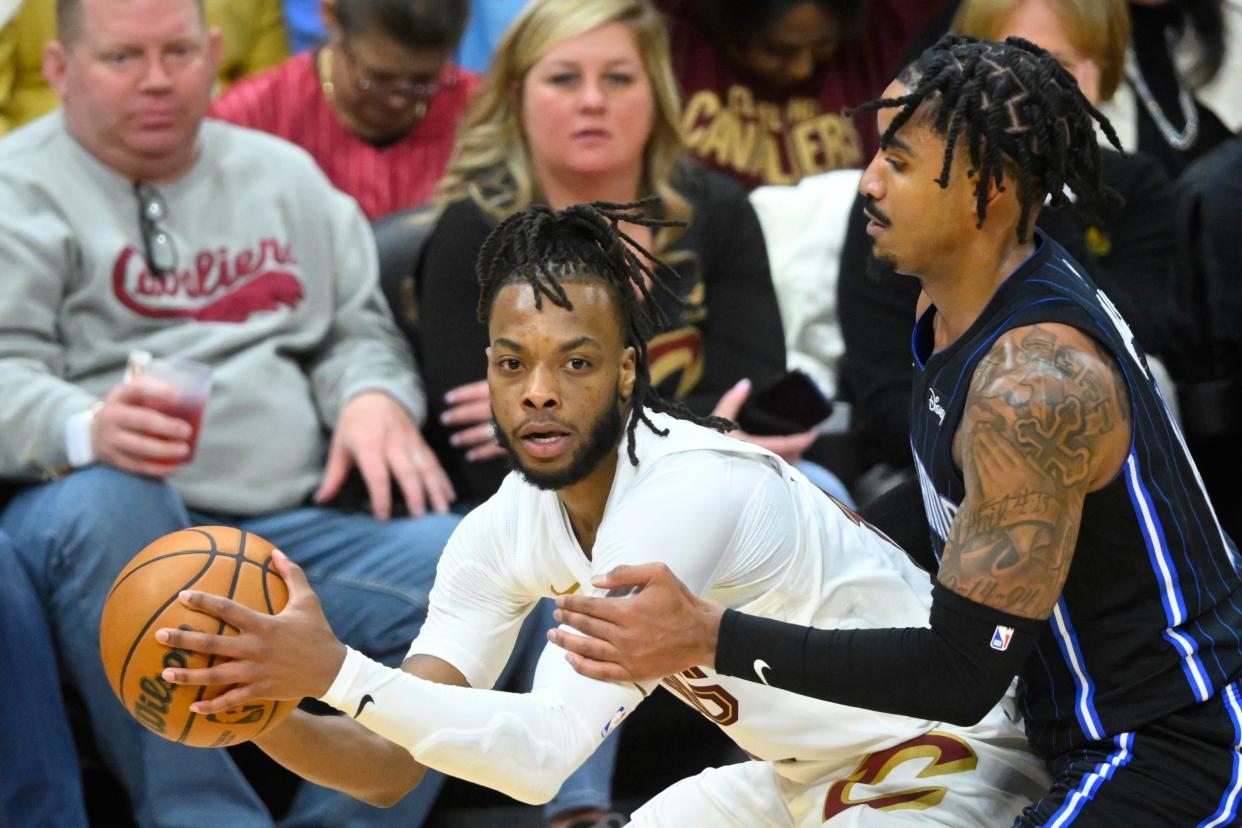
[315,391,455,519]
[441,379,505,463]
[91,378,192,477]
[712,378,817,464]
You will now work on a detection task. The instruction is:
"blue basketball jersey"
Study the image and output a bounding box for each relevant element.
[909,231,1242,759]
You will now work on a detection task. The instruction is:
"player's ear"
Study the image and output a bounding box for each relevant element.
[619,346,636,402]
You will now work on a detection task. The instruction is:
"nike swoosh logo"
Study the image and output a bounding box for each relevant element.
[353,694,375,718]
[550,582,580,596]
[753,659,772,686]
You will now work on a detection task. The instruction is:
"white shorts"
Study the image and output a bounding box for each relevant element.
[630,728,1049,827]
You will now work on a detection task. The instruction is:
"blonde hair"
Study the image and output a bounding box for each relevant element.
[952,0,1130,102]
[433,0,690,253]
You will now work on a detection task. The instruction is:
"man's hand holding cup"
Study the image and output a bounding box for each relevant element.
[90,352,213,477]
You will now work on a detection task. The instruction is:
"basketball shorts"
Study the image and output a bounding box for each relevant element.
[630,726,1048,827]
[1016,682,1242,827]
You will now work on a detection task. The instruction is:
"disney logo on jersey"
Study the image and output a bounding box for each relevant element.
[112,240,305,323]
[927,388,946,424]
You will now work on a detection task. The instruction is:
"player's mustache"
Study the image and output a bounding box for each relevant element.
[862,196,892,227]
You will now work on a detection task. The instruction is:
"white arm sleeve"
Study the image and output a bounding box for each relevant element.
[320,643,647,805]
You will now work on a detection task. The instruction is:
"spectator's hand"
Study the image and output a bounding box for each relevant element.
[157,549,347,710]
[712,379,817,464]
[315,391,455,519]
[441,380,505,463]
[548,563,723,683]
[91,378,193,477]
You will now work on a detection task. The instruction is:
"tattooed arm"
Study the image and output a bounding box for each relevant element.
[939,323,1132,619]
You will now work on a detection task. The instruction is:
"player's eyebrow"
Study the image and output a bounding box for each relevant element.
[886,134,915,154]
[493,337,527,353]
[558,336,602,353]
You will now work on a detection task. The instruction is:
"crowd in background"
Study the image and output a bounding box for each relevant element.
[1,0,1240,825]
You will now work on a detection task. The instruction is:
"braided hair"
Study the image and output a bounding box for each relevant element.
[477,199,735,467]
[850,34,1123,242]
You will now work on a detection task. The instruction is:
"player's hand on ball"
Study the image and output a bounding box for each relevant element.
[548,563,723,683]
[156,549,347,714]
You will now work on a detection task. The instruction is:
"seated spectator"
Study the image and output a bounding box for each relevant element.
[211,0,478,220]
[1176,132,1242,543]
[1100,0,1234,176]
[656,0,951,189]
[0,531,88,828]
[0,0,286,136]
[836,0,1185,544]
[418,0,828,511]
[0,0,459,825]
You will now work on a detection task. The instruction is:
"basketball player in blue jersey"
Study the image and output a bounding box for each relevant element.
[551,35,1242,826]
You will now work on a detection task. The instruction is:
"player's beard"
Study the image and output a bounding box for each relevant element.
[492,393,626,492]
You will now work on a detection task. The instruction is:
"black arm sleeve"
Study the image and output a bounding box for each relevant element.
[715,583,1045,726]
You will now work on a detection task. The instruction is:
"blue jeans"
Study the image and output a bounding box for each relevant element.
[0,532,88,828]
[0,467,459,828]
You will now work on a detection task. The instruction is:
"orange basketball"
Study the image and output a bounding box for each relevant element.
[99,526,294,748]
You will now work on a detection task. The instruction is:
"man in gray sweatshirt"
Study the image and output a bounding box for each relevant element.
[0,0,460,824]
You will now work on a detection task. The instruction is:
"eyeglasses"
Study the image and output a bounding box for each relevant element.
[133,181,178,277]
[339,40,445,100]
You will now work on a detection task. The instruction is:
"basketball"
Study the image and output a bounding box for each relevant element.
[99,526,294,748]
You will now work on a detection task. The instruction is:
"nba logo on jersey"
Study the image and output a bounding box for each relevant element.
[991,625,1015,651]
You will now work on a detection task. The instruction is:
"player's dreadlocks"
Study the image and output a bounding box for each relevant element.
[850,34,1123,242]
[476,199,735,467]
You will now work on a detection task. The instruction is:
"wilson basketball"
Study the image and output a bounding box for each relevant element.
[99,526,294,748]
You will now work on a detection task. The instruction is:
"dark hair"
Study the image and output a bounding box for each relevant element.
[56,0,205,43]
[476,200,734,466]
[695,0,865,49]
[850,34,1122,243]
[336,0,470,52]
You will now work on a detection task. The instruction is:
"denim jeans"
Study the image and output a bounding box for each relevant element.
[0,532,89,828]
[0,467,459,828]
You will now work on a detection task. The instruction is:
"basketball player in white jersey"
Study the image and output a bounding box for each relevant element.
[155,201,1048,825]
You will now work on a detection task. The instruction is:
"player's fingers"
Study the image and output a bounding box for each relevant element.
[190,685,261,715]
[710,378,751,421]
[588,562,665,591]
[270,549,313,602]
[555,593,621,624]
[547,627,621,661]
[553,606,621,639]
[161,661,250,689]
[314,442,352,504]
[563,651,632,683]
[154,626,242,657]
[179,589,261,628]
